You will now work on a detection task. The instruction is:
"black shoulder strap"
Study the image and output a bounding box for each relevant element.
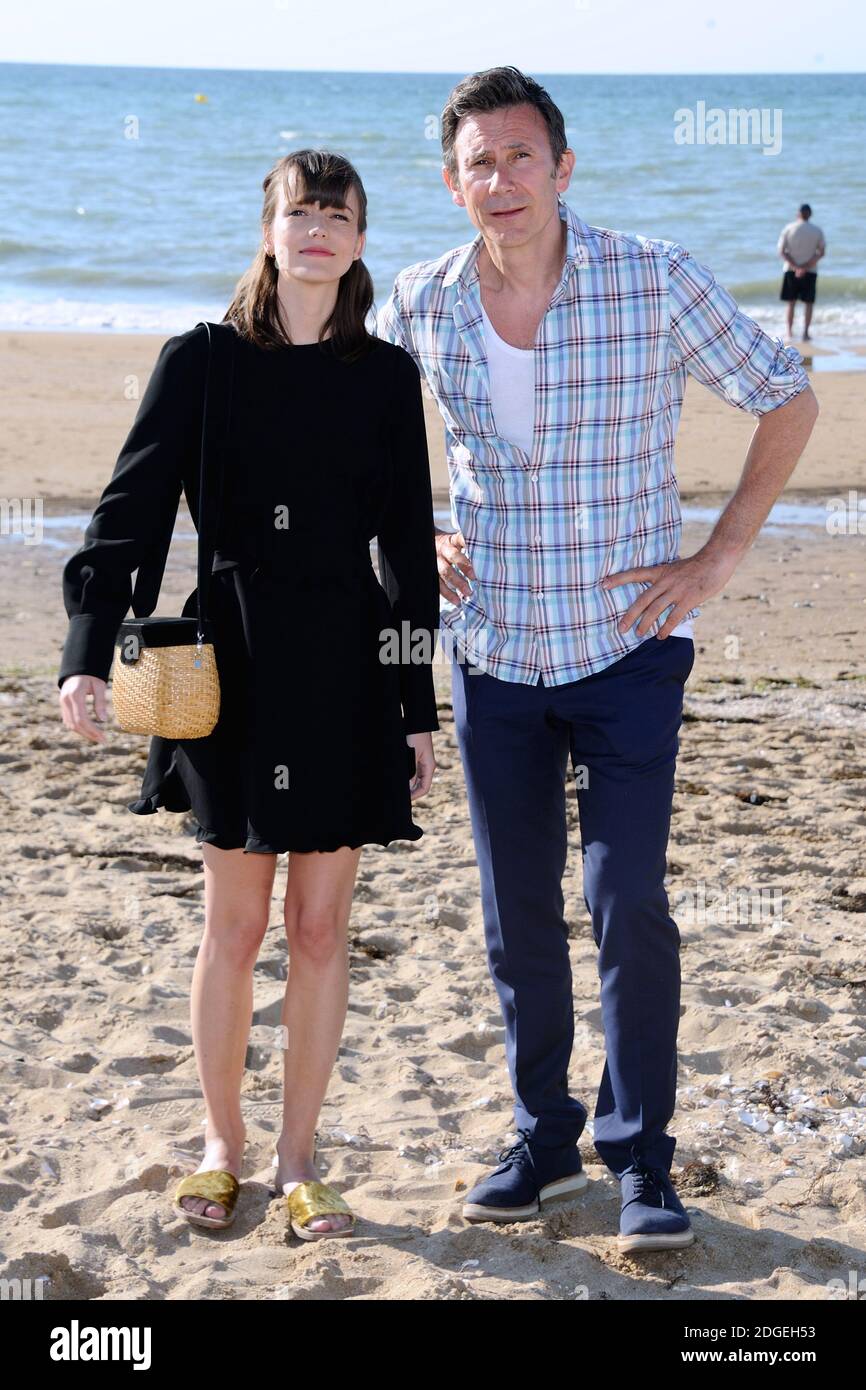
[130,320,235,627]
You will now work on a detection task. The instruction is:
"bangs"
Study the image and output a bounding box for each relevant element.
[282,158,358,218]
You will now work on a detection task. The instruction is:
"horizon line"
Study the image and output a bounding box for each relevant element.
[1,60,862,77]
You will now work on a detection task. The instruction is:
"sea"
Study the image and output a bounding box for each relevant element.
[1,64,864,344]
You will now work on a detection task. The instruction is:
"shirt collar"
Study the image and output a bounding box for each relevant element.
[442,195,599,290]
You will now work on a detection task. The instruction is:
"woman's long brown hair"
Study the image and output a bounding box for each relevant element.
[223,150,375,364]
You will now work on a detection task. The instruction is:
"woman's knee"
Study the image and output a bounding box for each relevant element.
[284,905,346,964]
[200,843,276,960]
[203,904,270,962]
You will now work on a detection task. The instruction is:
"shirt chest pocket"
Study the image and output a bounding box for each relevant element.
[425,359,496,446]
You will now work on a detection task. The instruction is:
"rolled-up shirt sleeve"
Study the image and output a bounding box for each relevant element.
[376,347,440,735]
[57,327,206,688]
[668,244,810,417]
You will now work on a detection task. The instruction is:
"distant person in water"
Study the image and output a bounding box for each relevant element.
[778,203,826,343]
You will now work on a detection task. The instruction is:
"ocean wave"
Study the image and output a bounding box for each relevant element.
[731,276,866,301]
[740,302,866,337]
[0,298,230,333]
[0,238,33,261]
[14,265,242,292]
[3,294,866,340]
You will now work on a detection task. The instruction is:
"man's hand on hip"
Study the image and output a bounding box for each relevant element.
[600,545,741,639]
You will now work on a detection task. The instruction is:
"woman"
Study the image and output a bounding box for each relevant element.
[57,150,440,1238]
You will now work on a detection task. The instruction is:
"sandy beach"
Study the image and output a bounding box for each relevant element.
[2,328,865,509]
[1,330,864,1301]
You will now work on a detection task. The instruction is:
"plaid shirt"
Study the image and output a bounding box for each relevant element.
[376,195,810,686]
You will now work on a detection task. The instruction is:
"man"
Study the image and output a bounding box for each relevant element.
[377,66,818,1252]
[778,203,826,342]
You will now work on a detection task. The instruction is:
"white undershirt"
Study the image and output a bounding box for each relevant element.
[480,302,694,642]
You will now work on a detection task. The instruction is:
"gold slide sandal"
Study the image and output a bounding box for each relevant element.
[172,1169,241,1229]
[284,1179,355,1240]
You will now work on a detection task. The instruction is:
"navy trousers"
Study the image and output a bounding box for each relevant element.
[450,633,696,1179]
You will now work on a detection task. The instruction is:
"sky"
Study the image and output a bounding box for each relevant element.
[2,0,863,74]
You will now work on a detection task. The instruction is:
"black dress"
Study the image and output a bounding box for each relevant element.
[57,323,441,853]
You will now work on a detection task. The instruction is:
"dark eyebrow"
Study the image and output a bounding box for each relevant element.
[466,140,535,159]
[288,197,354,215]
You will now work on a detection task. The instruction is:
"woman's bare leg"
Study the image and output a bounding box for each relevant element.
[275,845,362,1232]
[179,842,277,1220]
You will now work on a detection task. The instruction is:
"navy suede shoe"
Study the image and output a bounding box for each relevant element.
[617,1157,694,1252]
[462,1127,589,1222]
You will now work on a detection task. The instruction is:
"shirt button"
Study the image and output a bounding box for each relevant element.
[534,532,541,543]
[530,475,538,483]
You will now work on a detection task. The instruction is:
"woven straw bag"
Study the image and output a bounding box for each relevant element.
[111,320,235,739]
